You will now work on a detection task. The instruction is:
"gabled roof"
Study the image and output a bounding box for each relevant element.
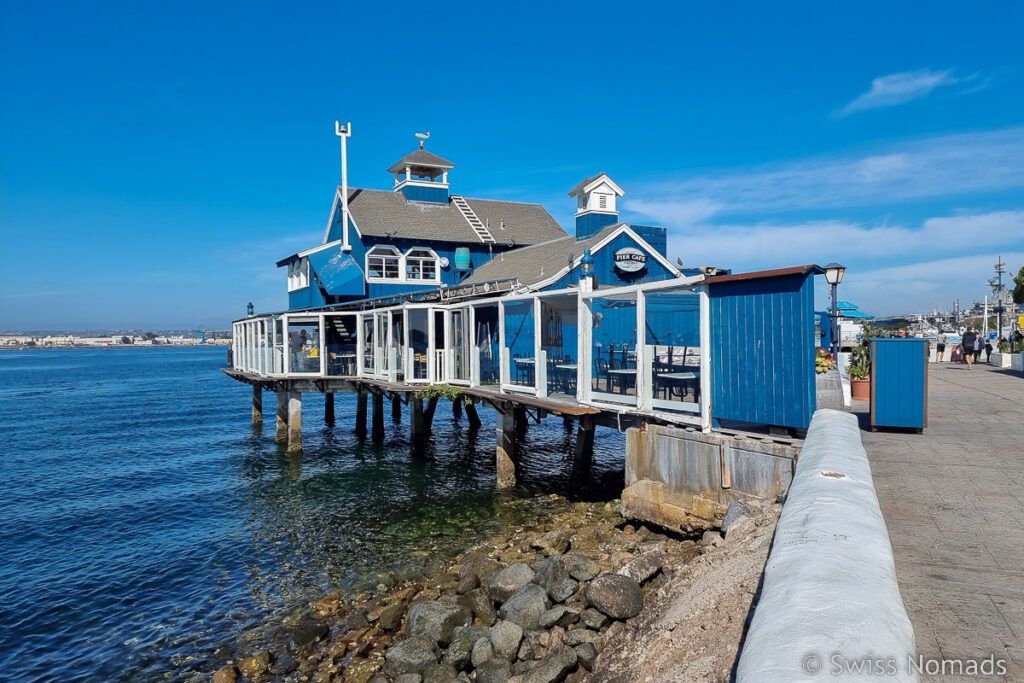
[462,223,625,286]
[568,172,625,198]
[341,188,566,245]
[386,148,455,174]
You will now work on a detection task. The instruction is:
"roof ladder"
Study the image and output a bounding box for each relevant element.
[450,194,496,243]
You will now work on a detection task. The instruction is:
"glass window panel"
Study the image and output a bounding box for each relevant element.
[590,295,637,405]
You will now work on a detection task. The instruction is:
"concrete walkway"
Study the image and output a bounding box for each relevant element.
[859,363,1024,681]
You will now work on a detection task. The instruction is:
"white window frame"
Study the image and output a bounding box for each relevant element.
[404,247,441,283]
[366,245,402,282]
[287,258,310,292]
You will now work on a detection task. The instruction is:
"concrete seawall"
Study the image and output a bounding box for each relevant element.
[736,409,916,682]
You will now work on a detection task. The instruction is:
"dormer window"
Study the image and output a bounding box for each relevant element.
[366,246,401,280]
[287,258,310,291]
[405,248,440,281]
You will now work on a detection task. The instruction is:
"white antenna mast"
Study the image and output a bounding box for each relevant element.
[336,121,352,252]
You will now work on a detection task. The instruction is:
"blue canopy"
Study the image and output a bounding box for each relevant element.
[307,248,364,297]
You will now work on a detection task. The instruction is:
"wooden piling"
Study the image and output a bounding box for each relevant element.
[355,389,368,440]
[275,390,288,444]
[324,392,335,425]
[424,396,439,434]
[372,392,385,442]
[574,414,595,467]
[410,396,426,457]
[287,391,302,453]
[465,401,482,430]
[496,408,517,489]
[514,406,529,440]
[251,385,263,428]
[452,398,463,420]
[392,395,402,422]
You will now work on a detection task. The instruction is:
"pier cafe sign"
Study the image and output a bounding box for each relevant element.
[614,247,648,273]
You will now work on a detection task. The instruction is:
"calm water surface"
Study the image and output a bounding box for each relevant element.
[0,347,624,681]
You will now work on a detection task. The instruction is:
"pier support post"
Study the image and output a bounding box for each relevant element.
[572,414,595,480]
[514,406,529,440]
[372,392,385,442]
[392,395,402,422]
[324,393,334,426]
[563,415,574,432]
[251,386,263,428]
[452,398,463,420]
[287,392,302,453]
[465,401,482,430]
[355,389,368,440]
[410,396,426,457]
[275,390,288,444]
[424,396,439,434]
[496,408,518,489]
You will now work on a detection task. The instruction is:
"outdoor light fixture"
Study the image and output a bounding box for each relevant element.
[823,263,846,357]
[581,250,594,275]
[824,262,846,286]
[247,302,254,317]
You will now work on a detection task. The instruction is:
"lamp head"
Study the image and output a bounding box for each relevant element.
[824,262,846,285]
[580,249,595,275]
[247,301,255,317]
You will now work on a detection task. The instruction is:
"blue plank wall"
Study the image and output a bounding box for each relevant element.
[708,272,817,430]
[544,231,674,291]
[870,338,928,429]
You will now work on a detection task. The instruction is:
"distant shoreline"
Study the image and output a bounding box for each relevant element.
[1,344,229,351]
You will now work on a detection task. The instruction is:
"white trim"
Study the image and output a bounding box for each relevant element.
[568,173,625,199]
[298,239,343,258]
[322,190,341,244]
[394,178,450,192]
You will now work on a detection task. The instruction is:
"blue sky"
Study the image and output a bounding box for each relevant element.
[2,1,1023,330]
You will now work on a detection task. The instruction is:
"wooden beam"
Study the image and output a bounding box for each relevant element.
[355,389,368,440]
[496,408,517,489]
[410,396,426,457]
[324,392,335,425]
[424,396,439,433]
[251,385,263,428]
[392,395,402,421]
[465,400,482,429]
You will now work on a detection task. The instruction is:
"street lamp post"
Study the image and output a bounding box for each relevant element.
[823,263,847,358]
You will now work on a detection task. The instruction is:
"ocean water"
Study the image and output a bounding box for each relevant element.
[0,347,624,681]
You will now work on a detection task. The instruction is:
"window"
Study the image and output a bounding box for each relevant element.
[405,248,439,281]
[287,258,309,291]
[366,246,401,280]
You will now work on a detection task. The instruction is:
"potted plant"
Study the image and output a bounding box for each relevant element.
[848,343,871,401]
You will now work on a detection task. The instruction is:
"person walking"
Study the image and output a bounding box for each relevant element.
[984,340,993,363]
[936,333,946,362]
[961,329,978,368]
[973,333,984,363]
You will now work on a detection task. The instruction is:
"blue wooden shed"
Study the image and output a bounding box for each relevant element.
[870,337,929,432]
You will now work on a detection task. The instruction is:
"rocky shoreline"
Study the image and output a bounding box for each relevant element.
[207,496,779,683]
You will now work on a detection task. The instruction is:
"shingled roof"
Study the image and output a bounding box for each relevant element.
[462,223,625,287]
[386,149,456,174]
[344,188,566,245]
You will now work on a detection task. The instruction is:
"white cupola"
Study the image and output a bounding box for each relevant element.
[568,173,625,239]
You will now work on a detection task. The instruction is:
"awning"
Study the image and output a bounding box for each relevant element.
[308,248,364,297]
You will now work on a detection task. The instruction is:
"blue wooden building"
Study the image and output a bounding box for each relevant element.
[233,133,829,441]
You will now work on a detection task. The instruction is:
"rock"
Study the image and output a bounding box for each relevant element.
[490,619,523,660]
[563,554,599,582]
[476,658,513,683]
[442,634,474,671]
[580,608,608,630]
[538,607,580,629]
[722,501,757,533]
[384,638,438,678]
[453,624,491,644]
[423,662,459,683]
[458,587,497,626]
[584,574,643,620]
[531,530,571,555]
[406,602,472,647]
[368,676,390,683]
[523,646,578,683]
[212,666,238,683]
[288,619,329,648]
[489,564,536,604]
[378,601,408,632]
[574,642,597,671]
[498,583,550,630]
[517,630,543,661]
[533,556,578,604]
[455,572,479,595]
[269,653,298,676]
[395,674,423,683]
[562,629,602,650]
[237,649,273,677]
[701,530,722,548]
[471,637,495,667]
[339,608,371,633]
[615,548,665,584]
[312,592,342,618]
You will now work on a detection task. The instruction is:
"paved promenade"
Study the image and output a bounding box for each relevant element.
[859,363,1024,681]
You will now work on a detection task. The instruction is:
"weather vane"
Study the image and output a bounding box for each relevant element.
[415,131,430,149]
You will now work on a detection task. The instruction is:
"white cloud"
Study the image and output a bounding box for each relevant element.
[623,126,1024,220]
[838,68,973,116]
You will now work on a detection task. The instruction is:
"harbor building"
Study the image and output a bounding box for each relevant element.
[227,129,832,529]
